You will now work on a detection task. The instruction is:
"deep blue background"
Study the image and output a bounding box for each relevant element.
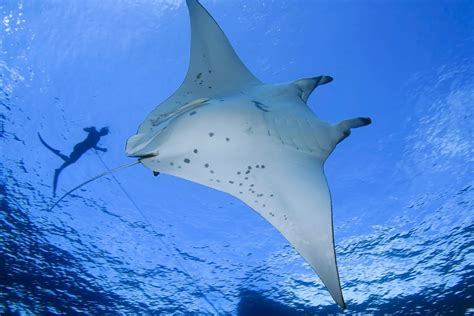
[1,0,473,314]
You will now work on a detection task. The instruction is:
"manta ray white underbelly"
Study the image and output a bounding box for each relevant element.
[126,0,371,309]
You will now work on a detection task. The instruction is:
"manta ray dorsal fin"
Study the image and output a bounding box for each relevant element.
[292,76,333,103]
[138,0,260,133]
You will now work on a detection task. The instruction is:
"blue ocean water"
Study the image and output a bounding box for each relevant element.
[1,0,473,314]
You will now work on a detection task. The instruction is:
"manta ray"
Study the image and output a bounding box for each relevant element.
[51,0,371,309]
[126,0,370,309]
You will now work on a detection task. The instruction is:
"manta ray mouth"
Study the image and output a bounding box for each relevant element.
[128,152,159,159]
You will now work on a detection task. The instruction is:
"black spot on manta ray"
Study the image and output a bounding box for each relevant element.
[193,149,198,154]
[196,72,202,79]
[204,163,209,168]
[189,111,197,116]
[184,158,190,163]
[209,132,214,137]
[208,86,212,89]
[252,100,270,112]
[226,137,230,141]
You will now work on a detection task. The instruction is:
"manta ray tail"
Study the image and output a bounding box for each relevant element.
[37,133,69,161]
[339,117,372,129]
[46,160,141,212]
[334,117,372,144]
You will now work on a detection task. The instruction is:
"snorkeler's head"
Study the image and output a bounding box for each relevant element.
[100,127,110,136]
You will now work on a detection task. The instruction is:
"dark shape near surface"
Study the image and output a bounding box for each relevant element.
[38,126,109,196]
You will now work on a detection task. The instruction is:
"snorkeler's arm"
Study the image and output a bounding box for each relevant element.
[94,145,107,152]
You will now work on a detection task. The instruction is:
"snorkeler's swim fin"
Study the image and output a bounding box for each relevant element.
[38,133,69,161]
[53,168,61,197]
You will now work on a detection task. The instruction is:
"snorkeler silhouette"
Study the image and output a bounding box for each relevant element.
[38,127,109,196]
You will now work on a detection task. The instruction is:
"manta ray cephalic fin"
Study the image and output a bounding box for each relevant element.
[292,75,334,103]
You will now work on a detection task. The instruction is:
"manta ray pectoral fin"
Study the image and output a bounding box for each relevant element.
[292,76,333,103]
[240,157,345,308]
[334,117,372,144]
[185,0,260,91]
[138,0,261,133]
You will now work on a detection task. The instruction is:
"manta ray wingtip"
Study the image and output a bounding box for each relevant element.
[332,292,346,310]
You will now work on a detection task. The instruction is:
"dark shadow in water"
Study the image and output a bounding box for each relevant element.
[1,171,472,314]
[0,183,179,314]
[0,184,129,313]
[237,289,337,316]
[237,274,474,315]
[38,127,109,196]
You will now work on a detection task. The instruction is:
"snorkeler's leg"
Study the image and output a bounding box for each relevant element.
[53,162,71,197]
